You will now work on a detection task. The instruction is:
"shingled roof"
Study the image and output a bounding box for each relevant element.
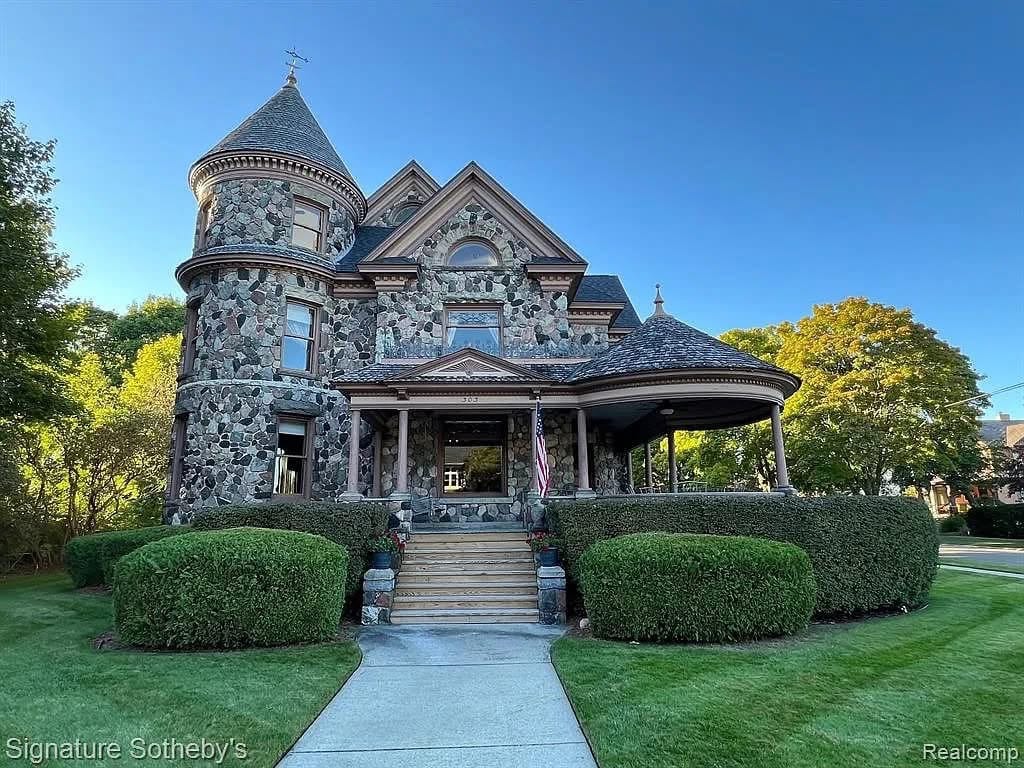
[196,80,353,180]
[570,312,789,383]
[575,275,642,329]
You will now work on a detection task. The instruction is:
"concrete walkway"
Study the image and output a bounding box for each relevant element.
[941,564,1024,580]
[278,624,597,768]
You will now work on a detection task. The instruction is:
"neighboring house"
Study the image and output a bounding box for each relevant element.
[927,412,1024,512]
[166,72,801,525]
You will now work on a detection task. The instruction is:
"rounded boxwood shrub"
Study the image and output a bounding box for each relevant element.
[113,527,347,649]
[579,532,816,643]
[192,501,387,601]
[65,525,189,588]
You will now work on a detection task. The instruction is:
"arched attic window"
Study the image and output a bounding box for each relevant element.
[391,203,419,226]
[447,239,498,268]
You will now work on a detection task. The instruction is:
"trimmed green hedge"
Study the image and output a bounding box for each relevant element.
[550,495,938,618]
[192,501,388,599]
[966,503,1024,539]
[113,528,347,649]
[65,526,189,588]
[580,533,816,642]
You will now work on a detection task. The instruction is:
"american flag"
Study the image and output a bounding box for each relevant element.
[535,402,551,496]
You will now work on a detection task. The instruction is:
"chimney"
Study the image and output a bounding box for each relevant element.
[999,412,1010,421]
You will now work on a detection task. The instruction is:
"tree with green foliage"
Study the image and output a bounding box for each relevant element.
[661,299,985,497]
[107,296,185,377]
[777,298,984,496]
[0,101,80,567]
[20,334,182,542]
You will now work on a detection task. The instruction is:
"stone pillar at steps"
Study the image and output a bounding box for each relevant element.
[537,565,567,625]
[362,567,396,625]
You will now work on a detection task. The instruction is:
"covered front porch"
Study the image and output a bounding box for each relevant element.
[334,349,799,525]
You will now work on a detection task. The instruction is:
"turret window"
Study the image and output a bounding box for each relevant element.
[282,301,318,373]
[292,199,325,251]
[448,240,498,268]
[273,418,310,498]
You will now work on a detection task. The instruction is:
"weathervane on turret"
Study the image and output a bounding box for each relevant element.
[284,48,308,86]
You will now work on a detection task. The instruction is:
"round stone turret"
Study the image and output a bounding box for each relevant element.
[167,76,371,521]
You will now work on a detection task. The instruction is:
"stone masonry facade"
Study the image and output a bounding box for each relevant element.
[169,80,634,522]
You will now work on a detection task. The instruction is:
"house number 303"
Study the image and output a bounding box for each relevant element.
[462,396,480,403]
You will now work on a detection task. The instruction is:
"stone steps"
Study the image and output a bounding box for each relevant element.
[390,607,540,624]
[393,531,538,624]
[392,594,539,611]
[395,583,537,597]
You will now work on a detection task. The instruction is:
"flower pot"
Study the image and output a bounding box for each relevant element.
[371,551,392,569]
[538,548,559,567]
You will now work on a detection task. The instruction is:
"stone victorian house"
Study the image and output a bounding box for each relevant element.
[167,72,800,526]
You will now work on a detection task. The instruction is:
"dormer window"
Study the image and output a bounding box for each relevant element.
[291,198,325,251]
[447,240,498,268]
[391,203,419,226]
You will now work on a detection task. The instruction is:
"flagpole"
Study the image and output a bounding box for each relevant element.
[536,393,544,495]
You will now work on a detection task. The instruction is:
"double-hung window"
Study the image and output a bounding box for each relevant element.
[283,301,317,373]
[273,418,310,497]
[291,199,325,251]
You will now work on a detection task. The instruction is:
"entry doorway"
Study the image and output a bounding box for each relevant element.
[438,417,506,496]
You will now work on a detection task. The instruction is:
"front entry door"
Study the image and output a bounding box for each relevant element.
[439,417,506,496]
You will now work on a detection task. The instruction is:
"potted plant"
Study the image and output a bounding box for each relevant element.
[529,532,562,567]
[367,532,400,569]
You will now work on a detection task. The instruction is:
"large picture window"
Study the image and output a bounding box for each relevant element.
[441,418,505,496]
[291,199,325,251]
[273,418,309,497]
[282,301,317,372]
[445,307,501,355]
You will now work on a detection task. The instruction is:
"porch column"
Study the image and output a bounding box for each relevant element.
[667,430,677,492]
[396,408,410,494]
[344,408,362,497]
[575,408,592,495]
[644,442,653,489]
[770,404,793,492]
[627,449,634,490]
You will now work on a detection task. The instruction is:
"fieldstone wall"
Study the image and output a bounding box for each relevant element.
[198,178,355,262]
[593,433,628,495]
[542,410,578,493]
[170,382,352,520]
[374,202,609,360]
[185,266,375,387]
[367,181,431,227]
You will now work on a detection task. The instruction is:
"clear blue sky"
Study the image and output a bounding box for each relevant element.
[3,1,1021,417]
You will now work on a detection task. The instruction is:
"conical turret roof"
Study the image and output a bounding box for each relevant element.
[195,78,352,179]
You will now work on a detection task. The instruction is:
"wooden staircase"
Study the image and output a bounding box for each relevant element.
[392,531,538,624]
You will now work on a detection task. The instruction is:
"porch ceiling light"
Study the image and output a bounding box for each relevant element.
[659,406,675,416]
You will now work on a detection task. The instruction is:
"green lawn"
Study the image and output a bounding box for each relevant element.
[0,573,360,767]
[939,534,1024,549]
[553,571,1024,768]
